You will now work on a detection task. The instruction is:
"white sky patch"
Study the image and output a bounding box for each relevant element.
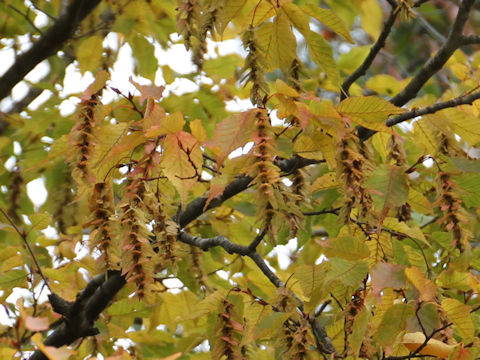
[270,238,297,270]
[225,97,252,112]
[26,177,48,207]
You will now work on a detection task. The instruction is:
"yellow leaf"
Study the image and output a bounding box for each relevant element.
[442,107,480,145]
[337,96,404,131]
[311,172,338,192]
[77,35,104,73]
[402,332,455,359]
[162,131,202,205]
[408,189,433,215]
[357,0,382,39]
[190,119,207,142]
[441,298,474,339]
[274,79,299,97]
[218,0,247,34]
[280,0,310,38]
[256,11,296,71]
[405,267,436,302]
[145,111,186,137]
[302,4,353,43]
[29,212,51,231]
[89,123,130,182]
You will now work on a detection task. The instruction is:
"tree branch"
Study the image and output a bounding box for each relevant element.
[177,231,338,355]
[0,0,101,101]
[386,88,480,127]
[29,271,126,360]
[341,5,398,99]
[358,0,476,141]
[390,0,475,107]
[175,155,319,227]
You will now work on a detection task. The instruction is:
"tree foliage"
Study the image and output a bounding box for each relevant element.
[1,0,480,359]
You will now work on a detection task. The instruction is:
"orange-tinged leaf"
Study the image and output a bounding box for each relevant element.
[25,316,50,331]
[405,266,436,302]
[371,262,406,300]
[81,70,110,100]
[302,4,353,43]
[130,77,165,105]
[441,298,474,339]
[402,332,455,358]
[204,109,258,166]
[337,96,404,131]
[162,131,202,205]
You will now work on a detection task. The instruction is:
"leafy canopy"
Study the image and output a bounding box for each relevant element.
[1,0,480,359]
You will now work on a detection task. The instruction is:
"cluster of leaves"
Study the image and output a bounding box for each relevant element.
[1,0,480,359]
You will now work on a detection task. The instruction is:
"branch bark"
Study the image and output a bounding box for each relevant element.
[177,231,338,355]
[29,271,126,360]
[0,0,101,101]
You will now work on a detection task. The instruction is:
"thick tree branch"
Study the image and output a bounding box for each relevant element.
[341,7,398,99]
[0,0,101,101]
[29,271,126,360]
[175,155,319,227]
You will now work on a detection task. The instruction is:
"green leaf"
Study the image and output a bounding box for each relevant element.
[307,31,338,85]
[325,258,368,287]
[366,164,409,210]
[376,303,414,346]
[0,268,27,289]
[130,35,157,81]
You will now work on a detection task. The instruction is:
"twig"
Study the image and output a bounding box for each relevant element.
[386,89,480,127]
[341,6,398,99]
[303,207,341,216]
[0,207,50,291]
[8,4,43,34]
